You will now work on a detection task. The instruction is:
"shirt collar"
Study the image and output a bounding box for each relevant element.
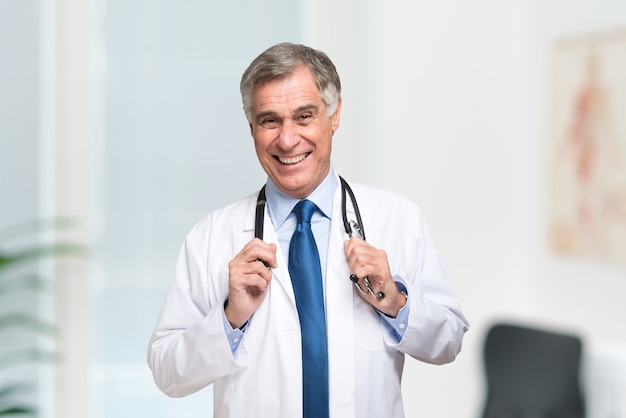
[265,167,338,229]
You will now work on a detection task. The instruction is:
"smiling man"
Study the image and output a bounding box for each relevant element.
[249,64,338,200]
[148,43,469,418]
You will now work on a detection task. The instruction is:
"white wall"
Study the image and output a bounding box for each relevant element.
[0,1,42,223]
[525,0,626,341]
[315,0,626,416]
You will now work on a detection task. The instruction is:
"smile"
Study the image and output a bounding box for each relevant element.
[277,153,310,165]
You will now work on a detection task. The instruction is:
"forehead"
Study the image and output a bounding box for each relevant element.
[252,66,324,112]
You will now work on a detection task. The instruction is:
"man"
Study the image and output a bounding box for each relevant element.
[148,42,469,418]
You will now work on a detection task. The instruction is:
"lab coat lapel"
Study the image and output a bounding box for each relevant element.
[264,217,295,304]
[242,194,296,305]
[326,184,357,417]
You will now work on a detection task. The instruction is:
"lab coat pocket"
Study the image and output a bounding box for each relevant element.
[353,298,393,352]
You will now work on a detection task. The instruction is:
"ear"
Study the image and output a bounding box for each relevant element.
[331,97,342,133]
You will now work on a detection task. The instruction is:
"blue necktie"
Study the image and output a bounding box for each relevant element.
[288,199,329,418]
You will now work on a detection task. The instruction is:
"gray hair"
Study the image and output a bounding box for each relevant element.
[240,43,341,122]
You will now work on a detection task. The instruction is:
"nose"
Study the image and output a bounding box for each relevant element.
[276,119,300,150]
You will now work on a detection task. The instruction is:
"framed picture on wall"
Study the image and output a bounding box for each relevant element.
[548,29,626,266]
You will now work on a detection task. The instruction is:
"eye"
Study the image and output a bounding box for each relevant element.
[260,118,279,129]
[297,113,313,124]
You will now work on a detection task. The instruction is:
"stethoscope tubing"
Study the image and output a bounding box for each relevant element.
[254,176,384,300]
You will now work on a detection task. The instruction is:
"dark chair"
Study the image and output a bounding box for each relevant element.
[482,323,585,418]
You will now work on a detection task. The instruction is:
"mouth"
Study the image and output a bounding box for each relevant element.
[276,152,310,165]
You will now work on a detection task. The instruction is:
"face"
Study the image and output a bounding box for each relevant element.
[249,65,341,199]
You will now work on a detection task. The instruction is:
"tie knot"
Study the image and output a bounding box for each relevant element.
[294,199,317,223]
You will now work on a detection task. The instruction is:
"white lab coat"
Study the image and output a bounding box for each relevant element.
[147,180,469,418]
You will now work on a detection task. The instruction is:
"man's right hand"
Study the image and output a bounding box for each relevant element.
[225,238,277,329]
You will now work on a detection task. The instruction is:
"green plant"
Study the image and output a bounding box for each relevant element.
[0,219,85,416]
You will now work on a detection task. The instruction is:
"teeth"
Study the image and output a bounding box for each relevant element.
[279,153,309,165]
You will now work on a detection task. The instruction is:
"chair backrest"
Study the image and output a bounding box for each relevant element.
[482,323,585,418]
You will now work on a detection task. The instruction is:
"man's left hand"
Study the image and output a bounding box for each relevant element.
[343,236,407,317]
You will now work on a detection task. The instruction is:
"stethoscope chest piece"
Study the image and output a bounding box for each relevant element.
[340,177,384,300]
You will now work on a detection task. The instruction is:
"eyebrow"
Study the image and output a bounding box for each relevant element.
[293,104,320,115]
[254,104,320,123]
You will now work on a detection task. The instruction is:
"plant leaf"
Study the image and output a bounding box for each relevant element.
[0,274,51,295]
[0,406,36,416]
[0,386,36,416]
[0,384,35,399]
[0,243,87,271]
[0,218,80,242]
[0,313,57,334]
[0,349,58,370]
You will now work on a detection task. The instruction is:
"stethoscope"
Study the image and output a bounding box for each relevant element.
[254,176,385,300]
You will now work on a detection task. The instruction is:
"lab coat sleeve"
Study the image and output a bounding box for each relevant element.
[147,215,249,398]
[381,202,469,365]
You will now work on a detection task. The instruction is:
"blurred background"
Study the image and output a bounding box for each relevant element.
[1,0,626,417]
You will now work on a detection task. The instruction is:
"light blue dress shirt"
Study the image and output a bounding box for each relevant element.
[224,168,410,351]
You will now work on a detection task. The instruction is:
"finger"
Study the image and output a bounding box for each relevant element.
[240,260,274,282]
[229,261,271,288]
[234,239,277,269]
[256,242,277,269]
[344,237,377,261]
[246,240,277,268]
[352,249,389,279]
[343,236,366,255]
[256,258,271,269]
[242,272,271,292]
[230,270,271,299]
